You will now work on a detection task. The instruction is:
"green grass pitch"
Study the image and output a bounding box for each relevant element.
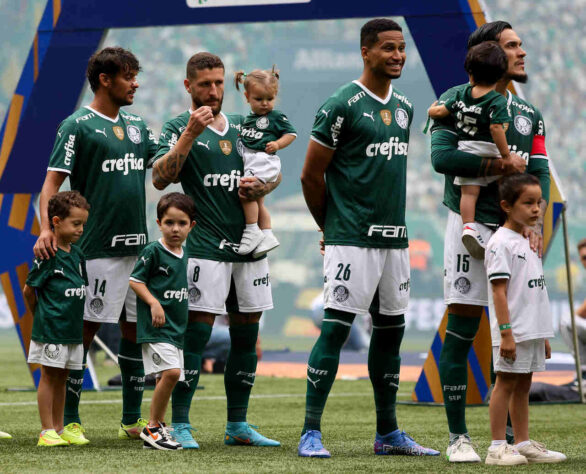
[0,330,583,472]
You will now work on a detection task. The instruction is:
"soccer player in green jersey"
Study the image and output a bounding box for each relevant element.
[428,42,512,259]
[298,18,439,458]
[130,193,195,451]
[152,52,281,449]
[33,47,158,443]
[23,191,90,447]
[430,21,550,463]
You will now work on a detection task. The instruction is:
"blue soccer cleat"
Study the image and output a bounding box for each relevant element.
[298,430,331,458]
[224,422,280,447]
[171,423,199,449]
[374,430,440,456]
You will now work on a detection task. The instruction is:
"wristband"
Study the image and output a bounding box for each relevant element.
[499,323,512,331]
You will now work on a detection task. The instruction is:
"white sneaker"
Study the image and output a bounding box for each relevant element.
[237,226,265,255]
[252,232,280,258]
[516,440,566,463]
[485,443,528,466]
[462,224,485,259]
[446,435,481,463]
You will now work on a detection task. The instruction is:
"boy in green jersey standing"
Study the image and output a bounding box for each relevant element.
[130,193,195,451]
[23,191,90,447]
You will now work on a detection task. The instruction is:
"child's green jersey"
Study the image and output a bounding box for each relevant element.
[130,240,188,349]
[26,246,88,344]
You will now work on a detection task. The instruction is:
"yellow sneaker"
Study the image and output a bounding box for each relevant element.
[37,430,69,447]
[0,430,12,440]
[61,423,90,445]
[118,418,148,439]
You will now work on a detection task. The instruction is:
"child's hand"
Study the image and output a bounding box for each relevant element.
[500,332,516,362]
[265,141,279,154]
[150,301,165,328]
[545,339,551,359]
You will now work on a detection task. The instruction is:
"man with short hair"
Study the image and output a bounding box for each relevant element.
[33,47,158,443]
[431,21,550,462]
[559,238,586,383]
[297,18,439,458]
[152,52,280,449]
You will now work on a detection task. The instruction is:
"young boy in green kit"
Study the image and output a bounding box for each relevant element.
[23,191,90,446]
[129,193,195,451]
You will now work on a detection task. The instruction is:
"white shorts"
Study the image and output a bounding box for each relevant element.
[454,140,501,187]
[142,342,185,381]
[492,338,546,374]
[323,245,410,316]
[27,341,83,370]
[239,142,281,184]
[84,256,138,323]
[187,257,273,314]
[444,209,495,306]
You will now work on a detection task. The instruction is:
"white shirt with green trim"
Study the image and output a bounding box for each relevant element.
[485,227,554,345]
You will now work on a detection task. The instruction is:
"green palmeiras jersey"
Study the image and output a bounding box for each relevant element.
[26,247,88,344]
[443,84,511,142]
[240,110,297,151]
[155,111,260,262]
[47,106,158,259]
[311,81,413,249]
[130,240,188,349]
[431,85,549,225]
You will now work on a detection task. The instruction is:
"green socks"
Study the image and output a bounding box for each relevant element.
[368,313,405,435]
[302,309,354,434]
[225,323,260,422]
[118,337,145,426]
[172,321,213,424]
[64,350,88,425]
[439,313,480,436]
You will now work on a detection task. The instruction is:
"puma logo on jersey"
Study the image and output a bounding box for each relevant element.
[197,140,210,150]
[95,128,107,137]
[160,131,167,139]
[307,376,320,388]
[57,130,63,138]
[33,259,42,270]
[158,266,170,275]
[54,268,65,276]
[140,256,149,265]
[517,253,527,261]
[363,111,375,122]
[321,109,331,118]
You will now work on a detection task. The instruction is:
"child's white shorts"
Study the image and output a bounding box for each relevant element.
[492,338,546,374]
[142,342,185,381]
[28,341,83,370]
[238,142,281,184]
[454,140,501,187]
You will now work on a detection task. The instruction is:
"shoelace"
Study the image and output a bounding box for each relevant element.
[68,423,85,434]
[454,436,478,452]
[530,440,547,452]
[137,418,148,428]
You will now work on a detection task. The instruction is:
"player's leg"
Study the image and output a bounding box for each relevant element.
[59,344,88,445]
[224,259,278,446]
[237,197,264,255]
[254,196,279,258]
[151,369,181,425]
[299,245,382,457]
[52,369,68,434]
[441,209,493,462]
[118,316,147,439]
[372,249,439,456]
[63,321,99,428]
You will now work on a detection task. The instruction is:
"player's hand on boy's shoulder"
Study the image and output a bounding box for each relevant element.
[33,229,58,260]
[150,301,166,328]
[522,226,543,258]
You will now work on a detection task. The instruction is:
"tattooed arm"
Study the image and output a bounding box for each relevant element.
[152,106,214,190]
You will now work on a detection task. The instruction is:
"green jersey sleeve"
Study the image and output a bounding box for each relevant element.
[310,97,346,149]
[489,94,512,125]
[26,257,52,289]
[130,246,156,284]
[276,111,297,136]
[47,118,80,174]
[153,120,182,164]
[146,126,158,165]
